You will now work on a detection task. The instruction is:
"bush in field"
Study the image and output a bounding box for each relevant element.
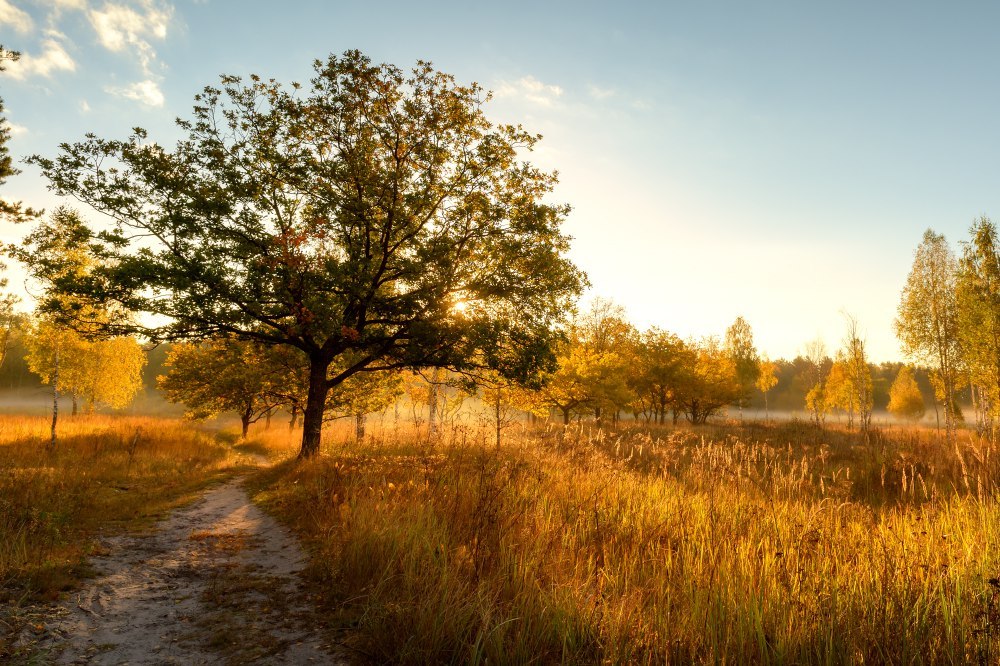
[888,365,926,421]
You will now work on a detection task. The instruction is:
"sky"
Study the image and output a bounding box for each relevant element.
[2,0,1000,362]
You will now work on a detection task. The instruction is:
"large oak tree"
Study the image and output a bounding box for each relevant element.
[29,50,585,457]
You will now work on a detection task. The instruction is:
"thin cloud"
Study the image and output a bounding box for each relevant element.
[87,1,172,74]
[37,0,88,13]
[493,75,564,107]
[6,37,76,79]
[49,0,88,8]
[0,0,33,33]
[587,84,615,100]
[106,78,164,107]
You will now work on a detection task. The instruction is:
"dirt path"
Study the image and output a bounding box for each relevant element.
[30,473,343,665]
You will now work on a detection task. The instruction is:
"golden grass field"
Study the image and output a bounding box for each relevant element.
[252,419,1000,664]
[5,412,1000,663]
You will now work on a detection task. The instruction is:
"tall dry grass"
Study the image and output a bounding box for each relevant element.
[252,418,1000,664]
[0,414,243,603]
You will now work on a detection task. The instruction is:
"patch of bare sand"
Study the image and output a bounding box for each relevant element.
[29,474,344,664]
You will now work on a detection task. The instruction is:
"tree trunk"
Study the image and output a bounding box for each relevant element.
[71,393,78,417]
[562,407,571,425]
[289,403,299,431]
[944,372,956,443]
[300,356,331,458]
[428,368,441,438]
[265,408,272,430]
[241,405,252,440]
[355,412,366,442]
[934,398,941,438]
[494,391,502,448]
[0,313,13,371]
[50,347,59,451]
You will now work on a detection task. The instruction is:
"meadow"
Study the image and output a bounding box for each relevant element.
[4,409,1000,663]
[250,417,1000,664]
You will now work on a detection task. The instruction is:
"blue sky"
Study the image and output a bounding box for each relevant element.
[2,0,999,362]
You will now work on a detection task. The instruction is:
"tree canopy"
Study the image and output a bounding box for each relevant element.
[26,320,146,414]
[887,365,925,421]
[29,50,585,456]
[0,45,38,225]
[896,229,961,439]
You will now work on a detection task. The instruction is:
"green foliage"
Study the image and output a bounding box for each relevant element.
[10,207,103,329]
[0,46,14,186]
[160,337,403,437]
[28,50,584,456]
[0,46,26,355]
[957,217,1000,430]
[159,338,280,437]
[0,45,39,224]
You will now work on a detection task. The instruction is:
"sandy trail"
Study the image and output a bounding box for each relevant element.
[34,472,342,665]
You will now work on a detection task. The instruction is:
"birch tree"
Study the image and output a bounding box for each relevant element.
[896,230,962,440]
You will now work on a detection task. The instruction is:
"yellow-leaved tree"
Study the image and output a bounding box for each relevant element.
[630,328,686,425]
[896,229,962,440]
[956,217,1000,436]
[888,365,926,421]
[841,315,874,436]
[755,357,779,423]
[824,359,856,428]
[673,337,740,425]
[13,206,142,446]
[723,316,761,420]
[25,319,146,414]
[803,338,828,427]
